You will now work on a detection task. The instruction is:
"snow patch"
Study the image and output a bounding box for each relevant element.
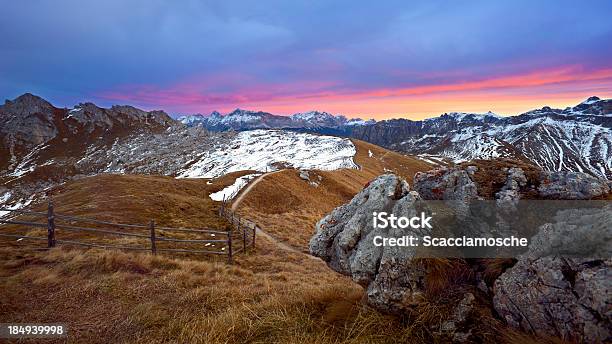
[0,196,33,218]
[178,130,358,178]
[209,173,261,201]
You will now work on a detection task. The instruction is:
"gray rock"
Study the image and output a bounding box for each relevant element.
[493,206,612,342]
[413,167,481,222]
[312,169,611,342]
[413,168,479,202]
[495,167,526,205]
[299,170,310,181]
[494,258,611,343]
[310,174,433,313]
[527,205,612,258]
[495,167,527,235]
[538,171,610,199]
[439,292,476,343]
[465,165,478,175]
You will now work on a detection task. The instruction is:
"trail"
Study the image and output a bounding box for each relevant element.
[229,170,319,259]
[230,170,282,212]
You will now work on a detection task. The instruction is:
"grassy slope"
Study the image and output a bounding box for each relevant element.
[0,141,556,343]
[235,139,433,249]
[0,171,412,344]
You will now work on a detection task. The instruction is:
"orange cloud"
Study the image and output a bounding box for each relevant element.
[99,65,612,119]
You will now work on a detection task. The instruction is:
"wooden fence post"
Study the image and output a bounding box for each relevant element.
[252,224,256,250]
[149,220,156,255]
[47,200,56,248]
[227,229,233,264]
[241,219,246,252]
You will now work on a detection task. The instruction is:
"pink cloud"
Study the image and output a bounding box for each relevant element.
[96,65,612,118]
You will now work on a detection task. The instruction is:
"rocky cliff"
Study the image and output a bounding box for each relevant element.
[310,163,611,342]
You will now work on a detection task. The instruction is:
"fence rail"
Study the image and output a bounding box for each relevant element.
[0,200,256,263]
[218,195,257,261]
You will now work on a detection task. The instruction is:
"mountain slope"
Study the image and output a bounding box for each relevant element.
[178,97,612,179]
[0,94,383,216]
[231,139,432,250]
[352,98,612,179]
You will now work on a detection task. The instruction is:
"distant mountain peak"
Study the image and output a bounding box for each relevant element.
[291,110,335,120]
[13,92,48,102]
[584,96,601,103]
[5,92,53,108]
[2,93,54,117]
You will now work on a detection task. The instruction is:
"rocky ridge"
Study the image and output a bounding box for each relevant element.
[310,163,611,342]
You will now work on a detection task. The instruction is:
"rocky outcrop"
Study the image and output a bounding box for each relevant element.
[0,93,58,148]
[311,166,611,342]
[309,174,410,285]
[494,258,611,342]
[496,167,527,203]
[538,171,610,199]
[413,167,480,201]
[298,170,322,187]
[493,205,611,342]
[310,174,432,313]
[69,103,174,130]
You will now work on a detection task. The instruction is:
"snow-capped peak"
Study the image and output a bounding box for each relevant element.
[441,111,500,122]
[345,118,375,126]
[580,96,601,105]
[178,113,207,125]
[568,96,609,116]
[290,110,335,121]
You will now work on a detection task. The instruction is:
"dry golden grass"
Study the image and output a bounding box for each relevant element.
[0,171,422,343]
[0,224,430,344]
[0,144,561,343]
[0,172,261,258]
[236,139,432,250]
[1,241,532,344]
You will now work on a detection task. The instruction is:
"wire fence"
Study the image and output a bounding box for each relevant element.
[0,200,256,263]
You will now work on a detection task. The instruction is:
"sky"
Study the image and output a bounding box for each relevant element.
[1,0,612,120]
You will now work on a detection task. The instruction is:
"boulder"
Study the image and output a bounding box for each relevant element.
[538,171,610,199]
[494,258,611,343]
[493,205,612,342]
[299,170,310,181]
[413,168,479,201]
[309,174,431,313]
[495,167,527,206]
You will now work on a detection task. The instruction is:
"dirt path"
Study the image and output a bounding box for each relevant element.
[230,170,282,212]
[230,170,319,259]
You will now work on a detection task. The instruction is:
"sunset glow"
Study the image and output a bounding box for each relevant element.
[2,1,611,119]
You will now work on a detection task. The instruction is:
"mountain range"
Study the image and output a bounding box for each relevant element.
[0,93,364,211]
[1,92,610,205]
[180,96,612,179]
[179,109,373,134]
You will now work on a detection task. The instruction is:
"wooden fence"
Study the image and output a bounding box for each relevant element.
[0,200,255,263]
[218,196,257,258]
